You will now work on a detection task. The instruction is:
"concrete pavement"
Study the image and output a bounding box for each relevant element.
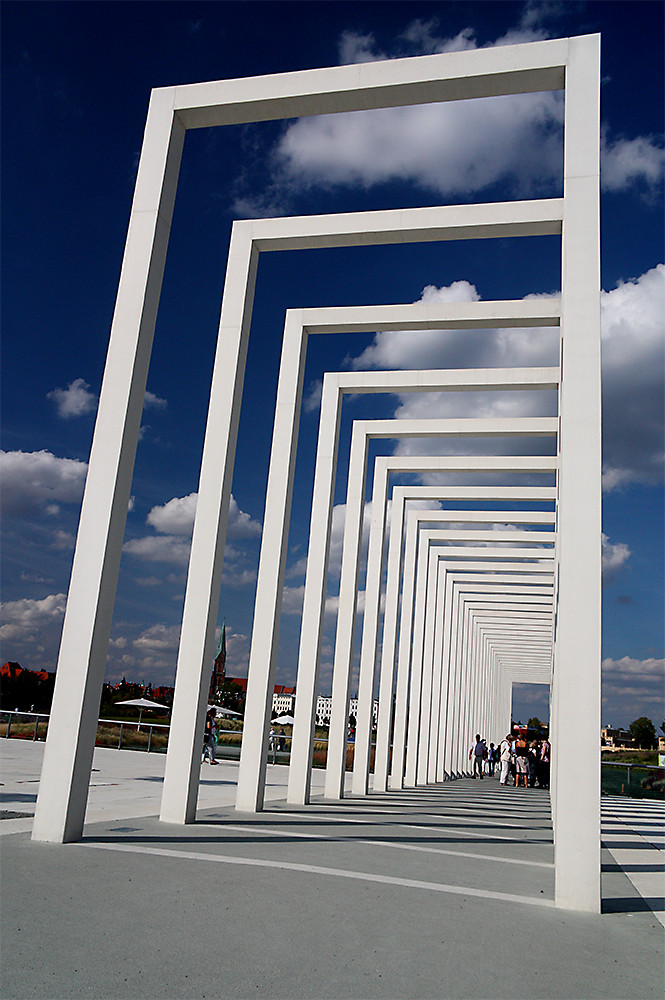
[1,740,663,999]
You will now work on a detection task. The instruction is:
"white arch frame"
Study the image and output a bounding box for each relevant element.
[33,34,601,917]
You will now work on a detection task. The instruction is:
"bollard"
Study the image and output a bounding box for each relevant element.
[147,727,153,753]
[117,723,124,750]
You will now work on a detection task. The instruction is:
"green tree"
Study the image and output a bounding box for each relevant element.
[527,716,545,736]
[628,716,657,749]
[215,679,246,714]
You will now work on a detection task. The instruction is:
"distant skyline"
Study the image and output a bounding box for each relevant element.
[1,1,663,729]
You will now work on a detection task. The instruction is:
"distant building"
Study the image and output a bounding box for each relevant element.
[208,625,227,701]
[272,688,296,716]
[1,661,23,679]
[220,677,296,715]
[601,725,635,748]
[315,695,378,727]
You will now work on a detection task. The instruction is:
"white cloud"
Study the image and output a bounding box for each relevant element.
[146,492,261,539]
[227,495,263,540]
[128,493,262,570]
[133,623,181,653]
[281,585,305,616]
[47,378,97,419]
[221,567,257,588]
[602,133,665,195]
[0,450,87,514]
[345,266,663,490]
[225,631,250,675]
[303,379,323,413]
[50,529,76,551]
[602,656,665,726]
[336,10,551,65]
[600,264,665,488]
[256,13,663,207]
[338,29,382,64]
[147,493,198,536]
[351,280,559,375]
[123,534,192,566]
[0,593,67,643]
[277,90,564,200]
[601,533,631,583]
[143,391,167,411]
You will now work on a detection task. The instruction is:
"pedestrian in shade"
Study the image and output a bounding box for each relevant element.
[468,734,486,779]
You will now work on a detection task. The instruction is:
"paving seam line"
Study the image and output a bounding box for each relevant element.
[80,841,556,908]
[195,820,554,869]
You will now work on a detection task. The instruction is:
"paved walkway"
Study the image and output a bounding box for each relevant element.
[1,741,663,999]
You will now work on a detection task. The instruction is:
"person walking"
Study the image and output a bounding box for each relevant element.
[499,734,513,785]
[468,734,486,779]
[202,707,218,765]
[487,742,497,777]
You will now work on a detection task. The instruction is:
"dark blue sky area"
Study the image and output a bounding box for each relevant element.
[2,2,663,728]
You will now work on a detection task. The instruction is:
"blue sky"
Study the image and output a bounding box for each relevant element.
[1,1,663,730]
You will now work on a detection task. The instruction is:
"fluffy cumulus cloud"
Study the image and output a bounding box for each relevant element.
[122,534,193,566]
[277,91,564,200]
[602,133,665,195]
[602,656,665,727]
[133,623,181,654]
[47,378,97,419]
[146,493,261,540]
[351,280,560,376]
[125,492,262,575]
[601,533,631,584]
[47,379,167,420]
[106,623,184,677]
[344,267,663,491]
[146,493,198,536]
[225,630,250,676]
[267,14,663,205]
[600,264,665,489]
[0,450,87,514]
[0,593,67,643]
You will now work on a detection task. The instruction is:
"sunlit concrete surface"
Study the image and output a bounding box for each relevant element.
[2,742,662,1000]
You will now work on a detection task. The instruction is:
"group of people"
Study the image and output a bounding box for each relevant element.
[469,732,550,788]
[268,728,287,754]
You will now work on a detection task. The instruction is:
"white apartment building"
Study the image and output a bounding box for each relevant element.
[315,696,378,728]
[272,693,296,716]
[272,692,379,727]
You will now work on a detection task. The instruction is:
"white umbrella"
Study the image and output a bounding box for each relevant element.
[209,705,243,718]
[272,714,295,726]
[115,697,169,729]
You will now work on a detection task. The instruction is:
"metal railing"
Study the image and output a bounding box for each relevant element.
[601,760,664,799]
[2,711,376,767]
[0,710,49,741]
[0,710,172,753]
